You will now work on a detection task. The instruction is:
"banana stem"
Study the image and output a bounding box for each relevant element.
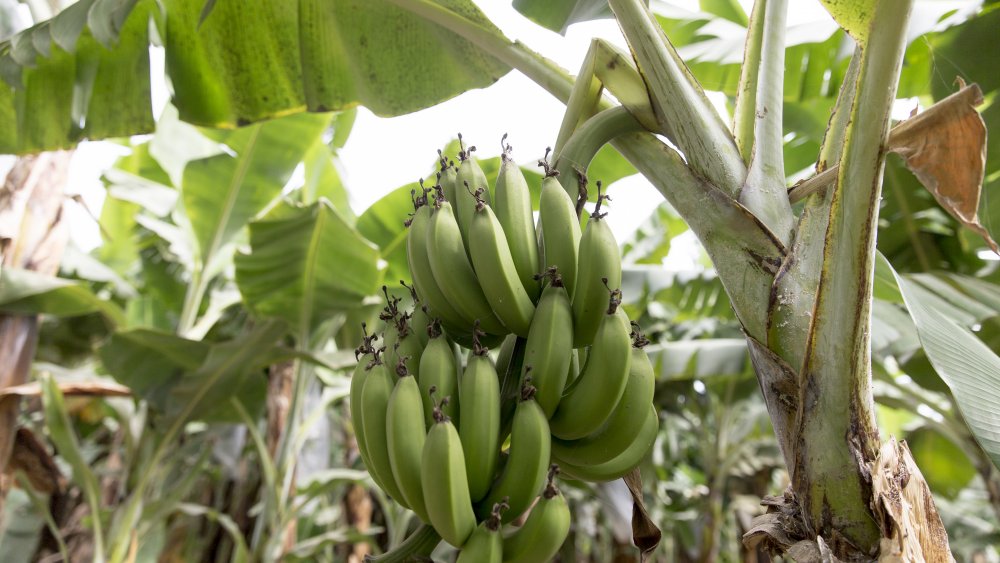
[364,524,441,562]
[553,41,603,156]
[553,106,646,197]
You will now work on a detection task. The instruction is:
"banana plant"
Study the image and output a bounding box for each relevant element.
[2,0,998,560]
[376,0,979,558]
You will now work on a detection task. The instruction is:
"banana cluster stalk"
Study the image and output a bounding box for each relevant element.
[347,137,662,557]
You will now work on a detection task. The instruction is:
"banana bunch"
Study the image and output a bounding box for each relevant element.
[348,136,662,558]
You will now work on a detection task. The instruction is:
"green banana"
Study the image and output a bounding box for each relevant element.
[551,338,655,465]
[426,196,507,335]
[406,188,468,330]
[386,362,430,521]
[520,268,573,417]
[477,381,551,523]
[468,195,536,337]
[456,499,507,563]
[421,399,477,548]
[349,324,378,471]
[379,287,422,378]
[537,160,582,299]
[441,320,505,350]
[417,321,460,429]
[565,348,580,388]
[459,328,501,502]
[402,280,431,348]
[572,185,623,348]
[438,152,459,204]
[454,136,492,252]
[494,137,541,301]
[501,466,571,563]
[360,350,410,506]
[556,404,659,482]
[549,289,632,440]
[494,334,518,383]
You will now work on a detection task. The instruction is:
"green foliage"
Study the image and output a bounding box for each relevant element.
[0,0,154,153]
[0,267,125,325]
[235,199,384,335]
[512,0,612,34]
[3,1,1000,561]
[0,0,511,151]
[906,427,976,499]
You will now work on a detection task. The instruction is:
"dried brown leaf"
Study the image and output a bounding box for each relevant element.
[0,380,132,400]
[6,427,63,494]
[888,80,996,254]
[623,468,660,561]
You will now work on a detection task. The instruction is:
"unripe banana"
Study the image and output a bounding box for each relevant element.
[494,137,541,301]
[426,196,507,335]
[406,189,468,330]
[565,348,581,388]
[379,287,422,378]
[468,196,536,337]
[494,334,519,382]
[386,363,430,521]
[438,152,459,205]
[456,499,508,563]
[360,351,410,506]
[459,328,501,502]
[572,185,623,348]
[556,404,659,482]
[402,281,431,348]
[418,321,460,429]
[551,337,655,465]
[454,137,492,252]
[537,162,582,299]
[501,466,571,563]
[520,268,573,417]
[349,324,378,471]
[441,320,506,350]
[477,381,551,523]
[422,399,477,548]
[549,289,632,440]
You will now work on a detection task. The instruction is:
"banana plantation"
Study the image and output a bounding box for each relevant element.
[1,0,999,561]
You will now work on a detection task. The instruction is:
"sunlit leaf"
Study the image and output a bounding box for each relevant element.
[818,0,874,44]
[165,0,510,127]
[0,1,153,153]
[1,0,509,152]
[512,0,613,34]
[182,112,331,275]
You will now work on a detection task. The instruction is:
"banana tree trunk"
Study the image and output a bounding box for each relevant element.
[0,151,72,520]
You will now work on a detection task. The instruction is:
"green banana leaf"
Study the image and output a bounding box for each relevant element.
[98,321,287,422]
[0,267,125,326]
[512,0,613,35]
[889,263,1000,470]
[234,199,384,336]
[182,112,332,277]
[0,0,153,153]
[0,0,510,153]
[905,426,977,500]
